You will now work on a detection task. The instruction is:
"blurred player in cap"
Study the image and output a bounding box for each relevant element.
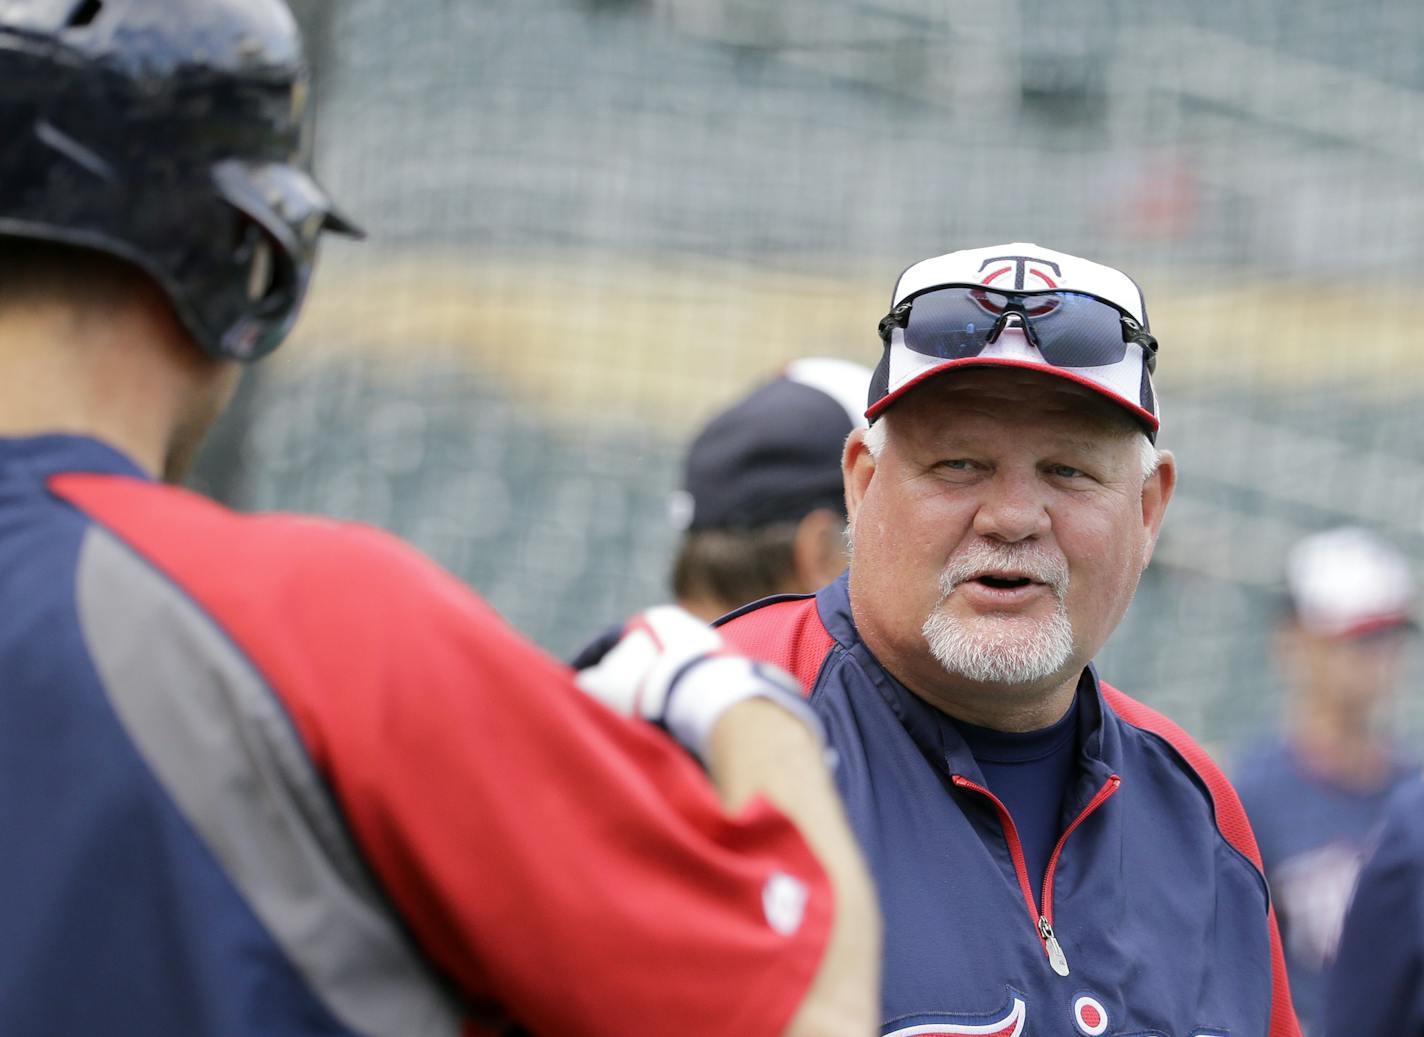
[583,242,1302,1034]
[1234,526,1419,1032]
[0,1,878,1033]
[670,357,872,620]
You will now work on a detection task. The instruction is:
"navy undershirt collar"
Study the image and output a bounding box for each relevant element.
[951,695,1082,899]
[955,695,1080,765]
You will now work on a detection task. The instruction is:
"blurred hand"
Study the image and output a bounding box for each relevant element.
[575,605,822,762]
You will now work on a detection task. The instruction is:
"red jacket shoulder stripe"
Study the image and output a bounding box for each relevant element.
[1103,684,1301,1036]
[716,597,833,697]
[1103,684,1260,866]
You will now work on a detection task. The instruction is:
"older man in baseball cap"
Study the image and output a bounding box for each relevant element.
[711,243,1301,1034]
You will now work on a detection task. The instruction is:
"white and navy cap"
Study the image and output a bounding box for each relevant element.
[1286,527,1417,638]
[867,242,1159,437]
[670,358,872,532]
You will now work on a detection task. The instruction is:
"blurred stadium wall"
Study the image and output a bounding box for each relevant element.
[192,0,1424,755]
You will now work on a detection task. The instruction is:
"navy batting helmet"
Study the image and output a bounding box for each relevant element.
[0,0,361,361]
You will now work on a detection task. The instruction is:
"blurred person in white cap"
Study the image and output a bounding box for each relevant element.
[1234,526,1419,1032]
[580,243,1301,1034]
[669,358,872,620]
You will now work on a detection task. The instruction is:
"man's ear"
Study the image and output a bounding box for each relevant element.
[843,426,877,526]
[1140,447,1177,570]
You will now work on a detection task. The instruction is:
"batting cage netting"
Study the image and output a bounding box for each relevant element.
[193,0,1424,756]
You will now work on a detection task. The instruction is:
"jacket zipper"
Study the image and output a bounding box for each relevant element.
[951,773,1122,977]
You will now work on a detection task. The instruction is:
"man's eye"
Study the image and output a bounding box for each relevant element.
[938,459,975,471]
[1048,464,1085,478]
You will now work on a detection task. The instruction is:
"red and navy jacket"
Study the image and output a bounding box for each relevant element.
[0,435,832,1037]
[718,573,1300,1037]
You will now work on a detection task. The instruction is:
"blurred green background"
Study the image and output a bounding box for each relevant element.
[195,0,1424,756]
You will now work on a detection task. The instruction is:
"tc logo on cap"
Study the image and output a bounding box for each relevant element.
[978,254,1062,291]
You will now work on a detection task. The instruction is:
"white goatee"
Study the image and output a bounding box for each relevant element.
[921,541,1075,685]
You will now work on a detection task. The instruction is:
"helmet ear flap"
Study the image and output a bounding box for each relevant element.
[212,210,301,362]
[207,159,348,362]
[247,235,274,304]
[233,218,290,308]
[237,221,273,304]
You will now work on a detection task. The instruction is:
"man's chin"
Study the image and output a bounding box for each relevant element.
[923,610,1076,688]
[948,612,1059,647]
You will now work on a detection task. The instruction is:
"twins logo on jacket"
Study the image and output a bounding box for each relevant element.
[881,989,1228,1037]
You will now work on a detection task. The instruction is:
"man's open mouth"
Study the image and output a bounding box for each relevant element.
[971,574,1036,590]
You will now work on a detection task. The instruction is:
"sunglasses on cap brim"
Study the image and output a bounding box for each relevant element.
[878,287,1159,374]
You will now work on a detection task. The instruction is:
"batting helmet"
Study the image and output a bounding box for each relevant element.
[0,0,361,362]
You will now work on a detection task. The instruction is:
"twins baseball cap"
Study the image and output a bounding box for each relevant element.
[1285,527,1417,638]
[867,242,1160,438]
[669,358,872,532]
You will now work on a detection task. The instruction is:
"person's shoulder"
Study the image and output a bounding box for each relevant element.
[715,593,835,696]
[1103,683,1268,871]
[50,470,509,639]
[1385,746,1424,787]
[56,469,419,566]
[1102,683,1216,769]
[1381,775,1424,843]
[1366,777,1424,892]
[716,591,821,630]
[53,471,564,734]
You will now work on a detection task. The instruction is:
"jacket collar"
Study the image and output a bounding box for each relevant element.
[815,571,1121,801]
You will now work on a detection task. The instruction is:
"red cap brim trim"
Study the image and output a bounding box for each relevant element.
[1315,613,1418,640]
[864,357,1160,433]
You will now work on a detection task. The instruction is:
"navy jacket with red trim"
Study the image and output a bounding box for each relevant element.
[718,573,1301,1037]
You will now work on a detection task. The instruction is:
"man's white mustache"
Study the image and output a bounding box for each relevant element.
[939,542,1070,600]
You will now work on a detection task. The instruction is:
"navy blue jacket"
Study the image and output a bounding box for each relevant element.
[720,574,1300,1037]
[1325,775,1424,1037]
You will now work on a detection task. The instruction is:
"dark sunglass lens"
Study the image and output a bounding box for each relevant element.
[1028,292,1129,368]
[901,289,1005,360]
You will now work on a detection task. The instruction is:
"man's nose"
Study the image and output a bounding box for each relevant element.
[971,471,1051,543]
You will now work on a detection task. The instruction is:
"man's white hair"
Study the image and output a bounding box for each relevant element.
[862,415,889,459]
[862,413,1160,482]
